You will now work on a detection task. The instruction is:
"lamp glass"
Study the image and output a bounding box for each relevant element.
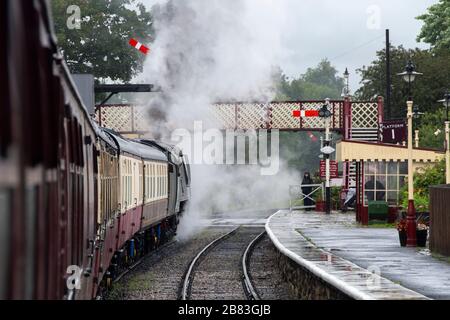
[403,74,415,83]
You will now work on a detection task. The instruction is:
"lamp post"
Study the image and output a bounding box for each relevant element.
[438,91,450,184]
[342,68,350,98]
[413,105,424,148]
[320,99,334,214]
[397,60,422,247]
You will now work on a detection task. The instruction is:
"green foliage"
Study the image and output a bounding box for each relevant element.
[331,187,342,208]
[417,109,447,150]
[274,59,345,101]
[279,131,321,174]
[399,160,446,211]
[51,0,153,82]
[355,45,450,119]
[417,0,450,51]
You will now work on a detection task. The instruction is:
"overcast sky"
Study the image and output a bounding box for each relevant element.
[141,0,438,90]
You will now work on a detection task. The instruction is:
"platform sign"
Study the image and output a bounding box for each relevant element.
[320,160,338,179]
[380,120,407,144]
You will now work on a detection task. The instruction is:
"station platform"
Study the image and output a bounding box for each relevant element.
[266,210,450,300]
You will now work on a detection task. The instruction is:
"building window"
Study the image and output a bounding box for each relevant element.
[364,161,407,206]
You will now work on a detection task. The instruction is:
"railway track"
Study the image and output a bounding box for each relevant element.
[180,227,265,300]
[105,228,235,300]
[107,216,295,300]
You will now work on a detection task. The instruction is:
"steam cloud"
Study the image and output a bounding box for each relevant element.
[139,0,299,240]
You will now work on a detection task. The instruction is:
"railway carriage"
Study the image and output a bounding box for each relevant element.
[1,0,190,300]
[93,123,120,295]
[2,0,98,300]
[139,140,191,218]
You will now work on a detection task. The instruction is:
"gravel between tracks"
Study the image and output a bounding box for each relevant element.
[188,227,263,300]
[249,235,296,300]
[106,227,234,300]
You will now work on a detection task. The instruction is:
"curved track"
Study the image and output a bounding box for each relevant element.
[242,231,266,300]
[180,227,264,300]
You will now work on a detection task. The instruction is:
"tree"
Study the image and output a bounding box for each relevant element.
[274,59,345,101]
[355,45,450,119]
[279,131,321,174]
[400,160,446,211]
[416,109,447,150]
[51,0,153,82]
[302,59,344,91]
[417,0,450,51]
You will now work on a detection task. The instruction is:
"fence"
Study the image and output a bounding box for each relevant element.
[289,184,323,211]
[430,185,450,257]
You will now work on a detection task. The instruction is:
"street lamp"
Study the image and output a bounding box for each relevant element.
[397,60,422,247]
[438,91,450,184]
[341,68,350,98]
[397,60,423,100]
[438,91,450,122]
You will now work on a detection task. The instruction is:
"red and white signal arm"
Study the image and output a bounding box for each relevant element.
[129,38,150,55]
[292,110,320,118]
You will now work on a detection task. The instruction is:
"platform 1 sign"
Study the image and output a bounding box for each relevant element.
[320,160,339,179]
[380,120,407,144]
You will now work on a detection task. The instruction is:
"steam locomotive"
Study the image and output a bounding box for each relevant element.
[0,0,190,300]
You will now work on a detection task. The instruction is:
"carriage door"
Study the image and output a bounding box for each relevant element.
[168,164,178,216]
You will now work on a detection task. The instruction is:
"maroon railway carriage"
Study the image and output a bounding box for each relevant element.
[103,130,170,256]
[1,0,190,300]
[2,0,97,299]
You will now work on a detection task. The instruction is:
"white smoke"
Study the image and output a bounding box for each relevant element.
[138,0,299,241]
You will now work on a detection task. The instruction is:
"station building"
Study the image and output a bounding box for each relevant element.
[337,139,444,224]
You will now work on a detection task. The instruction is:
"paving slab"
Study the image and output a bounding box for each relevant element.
[266,210,450,300]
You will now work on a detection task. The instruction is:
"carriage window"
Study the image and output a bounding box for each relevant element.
[156,164,161,198]
[151,164,155,200]
[156,164,159,199]
[127,161,131,207]
[163,166,166,197]
[122,176,125,206]
[78,124,84,167]
[68,118,76,164]
[156,165,159,198]
[158,165,161,198]
[165,166,168,197]
[146,165,150,201]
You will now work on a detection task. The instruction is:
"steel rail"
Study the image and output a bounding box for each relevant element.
[180,227,240,300]
[242,231,266,300]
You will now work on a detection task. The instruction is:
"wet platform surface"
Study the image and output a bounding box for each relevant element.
[266,210,450,300]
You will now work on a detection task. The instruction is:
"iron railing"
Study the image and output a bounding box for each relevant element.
[289,184,323,211]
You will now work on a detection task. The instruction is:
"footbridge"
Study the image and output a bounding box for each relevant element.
[95,97,384,141]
